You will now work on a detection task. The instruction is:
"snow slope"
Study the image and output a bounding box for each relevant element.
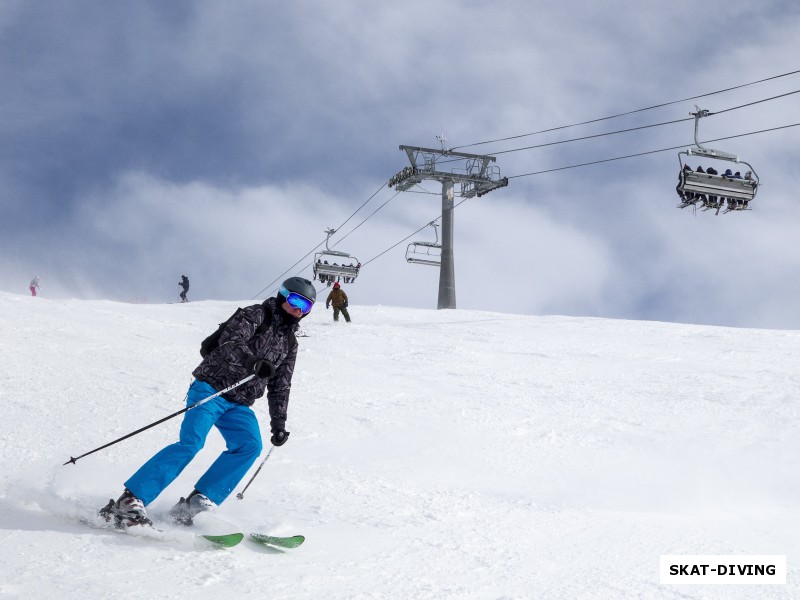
[0,291,797,599]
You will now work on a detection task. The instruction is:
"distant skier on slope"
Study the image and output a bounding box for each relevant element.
[100,277,316,527]
[179,275,190,303]
[29,276,41,297]
[325,282,351,323]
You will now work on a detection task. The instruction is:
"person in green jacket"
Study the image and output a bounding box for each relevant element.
[325,282,351,323]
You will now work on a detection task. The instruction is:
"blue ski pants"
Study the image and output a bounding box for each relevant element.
[125,380,263,506]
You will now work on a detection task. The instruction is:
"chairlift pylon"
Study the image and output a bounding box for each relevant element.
[405,222,442,267]
[312,228,361,286]
[675,107,760,214]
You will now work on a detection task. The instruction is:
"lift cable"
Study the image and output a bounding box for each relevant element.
[707,88,800,116]
[507,122,800,180]
[251,180,390,299]
[451,68,800,151]
[441,88,800,161]
[490,116,693,156]
[291,190,404,277]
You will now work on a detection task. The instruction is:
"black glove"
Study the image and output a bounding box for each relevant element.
[344,300,348,307]
[271,429,290,446]
[245,357,276,379]
[326,304,330,310]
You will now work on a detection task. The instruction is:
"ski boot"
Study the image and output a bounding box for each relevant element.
[168,490,214,526]
[99,489,152,528]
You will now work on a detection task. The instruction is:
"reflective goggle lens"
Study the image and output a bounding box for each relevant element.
[280,286,314,314]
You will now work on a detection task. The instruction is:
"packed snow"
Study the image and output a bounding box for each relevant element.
[0,291,797,599]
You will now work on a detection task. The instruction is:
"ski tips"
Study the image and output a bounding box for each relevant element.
[202,532,245,548]
[248,533,305,549]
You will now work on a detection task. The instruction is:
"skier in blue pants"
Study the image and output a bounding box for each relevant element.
[101,277,317,527]
[124,380,262,506]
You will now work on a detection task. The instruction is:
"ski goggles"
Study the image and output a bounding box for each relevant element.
[280,286,314,314]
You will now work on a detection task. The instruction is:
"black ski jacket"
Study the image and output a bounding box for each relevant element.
[192,297,298,431]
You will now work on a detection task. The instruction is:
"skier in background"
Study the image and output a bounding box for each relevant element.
[179,275,190,303]
[325,282,351,323]
[99,277,317,528]
[29,276,40,297]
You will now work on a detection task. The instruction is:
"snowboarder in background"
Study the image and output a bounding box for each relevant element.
[100,277,317,527]
[325,282,351,323]
[29,276,40,296]
[179,275,190,303]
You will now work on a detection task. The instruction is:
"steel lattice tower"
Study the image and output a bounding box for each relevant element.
[389,144,508,309]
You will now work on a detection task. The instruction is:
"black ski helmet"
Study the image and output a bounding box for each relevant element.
[279,276,317,303]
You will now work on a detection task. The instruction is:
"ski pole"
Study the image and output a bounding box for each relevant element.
[236,445,275,500]
[63,374,256,466]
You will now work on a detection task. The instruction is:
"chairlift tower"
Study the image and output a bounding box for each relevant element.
[389,142,508,309]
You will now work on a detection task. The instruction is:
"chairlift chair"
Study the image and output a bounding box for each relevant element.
[405,222,442,267]
[676,108,759,213]
[312,228,361,286]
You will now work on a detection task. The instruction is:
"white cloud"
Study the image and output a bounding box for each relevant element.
[2,1,800,327]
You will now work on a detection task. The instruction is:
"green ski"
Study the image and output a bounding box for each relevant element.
[202,533,244,547]
[248,533,305,549]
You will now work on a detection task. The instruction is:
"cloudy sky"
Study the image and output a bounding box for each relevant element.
[3,1,800,328]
